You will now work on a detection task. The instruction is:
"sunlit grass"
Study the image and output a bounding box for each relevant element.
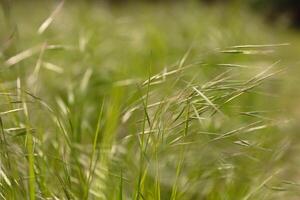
[0,1,299,199]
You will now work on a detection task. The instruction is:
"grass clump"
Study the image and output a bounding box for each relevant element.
[0,1,299,199]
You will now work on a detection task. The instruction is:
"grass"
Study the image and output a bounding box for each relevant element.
[0,1,300,199]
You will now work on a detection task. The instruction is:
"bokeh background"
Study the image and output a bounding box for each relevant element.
[1,0,300,199]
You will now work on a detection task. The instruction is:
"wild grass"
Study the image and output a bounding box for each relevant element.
[0,1,299,200]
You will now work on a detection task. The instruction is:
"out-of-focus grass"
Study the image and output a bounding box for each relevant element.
[0,1,300,199]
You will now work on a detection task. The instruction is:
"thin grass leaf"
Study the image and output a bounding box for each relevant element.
[229,43,290,48]
[0,108,24,116]
[192,86,225,117]
[242,170,281,200]
[43,62,64,74]
[5,45,42,67]
[38,1,65,34]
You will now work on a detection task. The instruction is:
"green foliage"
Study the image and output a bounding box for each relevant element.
[0,1,299,199]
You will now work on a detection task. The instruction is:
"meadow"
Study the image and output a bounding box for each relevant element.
[1,1,300,199]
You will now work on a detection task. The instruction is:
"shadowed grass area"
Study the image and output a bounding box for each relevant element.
[0,1,300,199]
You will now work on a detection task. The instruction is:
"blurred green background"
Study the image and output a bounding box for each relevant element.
[1,0,300,199]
